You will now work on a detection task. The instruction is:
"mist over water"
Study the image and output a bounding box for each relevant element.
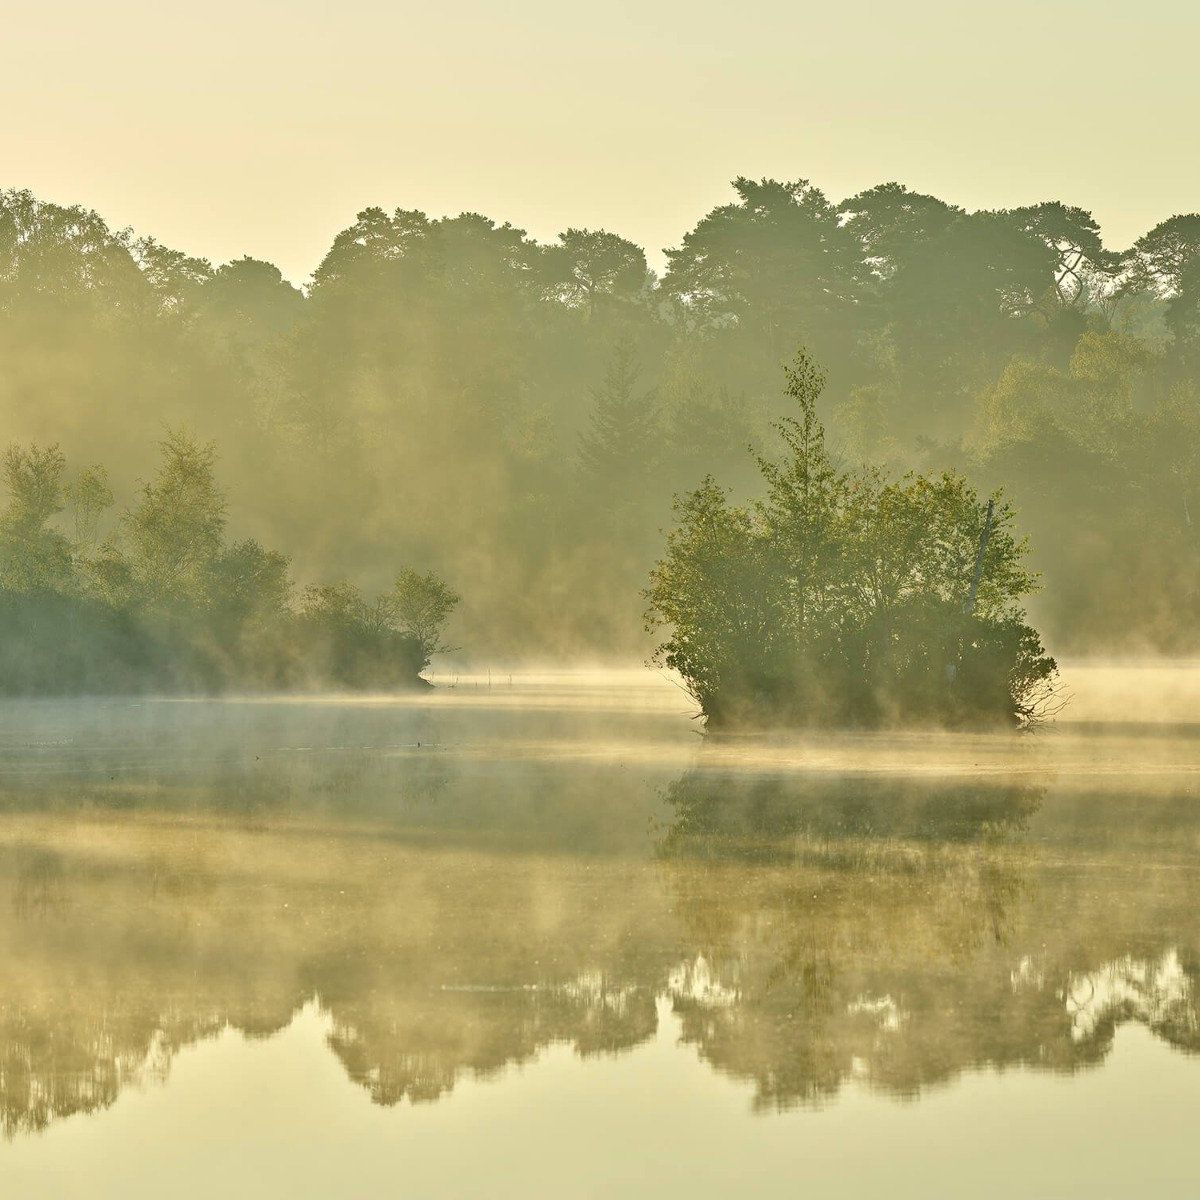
[0,662,1197,1197]
[8,7,1200,1192]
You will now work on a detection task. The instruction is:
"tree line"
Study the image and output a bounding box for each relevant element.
[2,179,1198,655]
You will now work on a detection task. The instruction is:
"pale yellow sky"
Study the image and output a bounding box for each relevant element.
[2,0,1195,282]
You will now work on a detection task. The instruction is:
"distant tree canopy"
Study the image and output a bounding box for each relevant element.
[0,179,1198,657]
[0,432,457,695]
[646,352,1057,728]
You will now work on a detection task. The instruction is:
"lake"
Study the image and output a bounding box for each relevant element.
[0,664,1198,1198]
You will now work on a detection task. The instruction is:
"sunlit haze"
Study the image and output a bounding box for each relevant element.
[4,0,1198,279]
[4,5,1200,1196]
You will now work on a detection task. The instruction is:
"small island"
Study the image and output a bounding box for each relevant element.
[645,351,1058,729]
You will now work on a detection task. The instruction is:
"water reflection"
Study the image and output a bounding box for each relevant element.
[0,687,1196,1140]
[657,771,1044,1106]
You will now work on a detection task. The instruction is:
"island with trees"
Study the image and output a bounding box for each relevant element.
[645,353,1058,727]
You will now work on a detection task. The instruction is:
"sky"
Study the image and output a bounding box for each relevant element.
[2,0,1196,283]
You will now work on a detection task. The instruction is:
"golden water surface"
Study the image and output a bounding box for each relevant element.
[0,665,1197,1198]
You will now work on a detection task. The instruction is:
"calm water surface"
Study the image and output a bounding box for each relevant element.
[0,665,1198,1198]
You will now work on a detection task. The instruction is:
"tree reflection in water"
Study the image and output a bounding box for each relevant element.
[0,760,1196,1134]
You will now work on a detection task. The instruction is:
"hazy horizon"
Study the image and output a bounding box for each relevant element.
[4,0,1198,282]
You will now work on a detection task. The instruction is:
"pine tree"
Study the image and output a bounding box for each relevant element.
[577,343,658,496]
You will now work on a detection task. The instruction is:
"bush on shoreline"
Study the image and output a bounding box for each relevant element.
[0,435,457,695]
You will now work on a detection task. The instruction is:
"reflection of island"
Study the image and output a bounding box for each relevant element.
[658,767,1043,853]
[658,771,1200,1107]
[0,766,1198,1134]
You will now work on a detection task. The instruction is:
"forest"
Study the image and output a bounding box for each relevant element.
[2,179,1198,660]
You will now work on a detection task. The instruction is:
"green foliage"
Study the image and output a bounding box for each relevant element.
[124,431,227,603]
[0,445,73,593]
[577,342,659,492]
[63,464,113,553]
[646,351,1057,728]
[296,582,417,689]
[1127,214,1200,296]
[551,229,649,317]
[3,178,1200,658]
[390,569,461,667]
[0,437,457,695]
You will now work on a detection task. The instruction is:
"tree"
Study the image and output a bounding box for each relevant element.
[129,236,213,314]
[657,354,760,496]
[211,539,293,628]
[5,178,1200,662]
[1003,202,1120,308]
[0,189,146,308]
[661,177,864,397]
[63,465,114,554]
[390,569,460,669]
[550,229,650,317]
[195,257,303,343]
[1127,215,1200,296]
[123,431,226,605]
[1167,257,1200,348]
[644,478,774,722]
[0,433,459,694]
[298,582,407,687]
[0,445,73,592]
[872,209,1063,436]
[577,343,659,494]
[837,182,960,280]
